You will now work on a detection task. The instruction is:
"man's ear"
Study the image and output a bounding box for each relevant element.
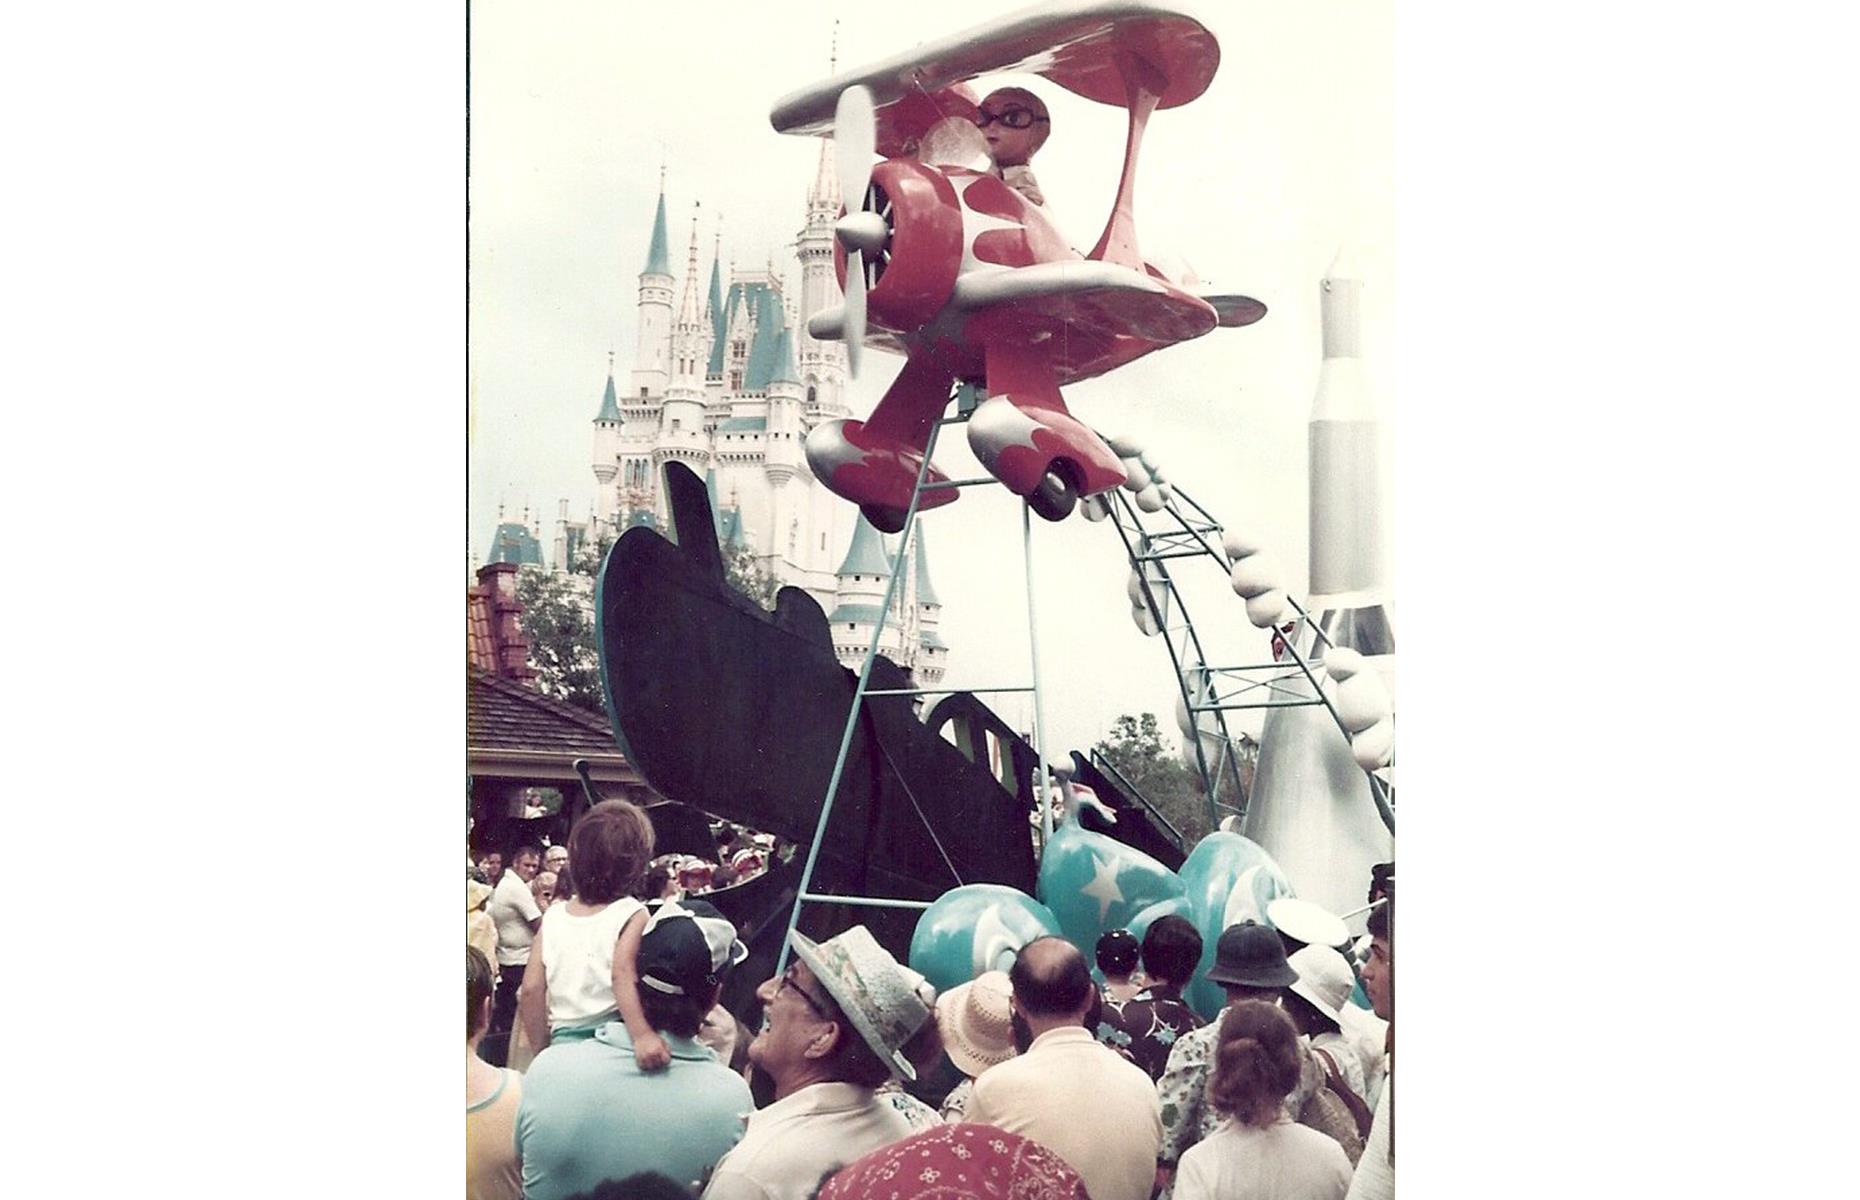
[803,1019,842,1061]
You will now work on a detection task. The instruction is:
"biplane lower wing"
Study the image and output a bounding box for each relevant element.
[953,260,1219,343]
[770,0,1219,136]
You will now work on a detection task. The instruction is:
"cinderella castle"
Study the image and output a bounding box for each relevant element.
[484,143,948,685]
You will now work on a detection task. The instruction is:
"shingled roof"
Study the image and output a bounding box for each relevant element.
[467,666,619,757]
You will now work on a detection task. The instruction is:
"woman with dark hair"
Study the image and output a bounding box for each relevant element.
[1172,1002,1351,1200]
[1095,928,1142,1002]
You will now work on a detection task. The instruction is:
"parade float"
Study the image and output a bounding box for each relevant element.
[592,0,1394,1031]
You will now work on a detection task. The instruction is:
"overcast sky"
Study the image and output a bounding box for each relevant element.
[468,0,1393,755]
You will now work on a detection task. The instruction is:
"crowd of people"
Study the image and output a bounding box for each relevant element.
[468,798,1395,1200]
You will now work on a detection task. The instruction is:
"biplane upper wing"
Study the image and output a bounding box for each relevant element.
[770,0,1219,136]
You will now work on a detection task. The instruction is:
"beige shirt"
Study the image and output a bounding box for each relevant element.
[702,1081,914,1200]
[466,1068,523,1200]
[966,1025,1162,1200]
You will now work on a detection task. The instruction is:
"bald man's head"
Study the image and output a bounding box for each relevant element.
[1009,936,1094,1017]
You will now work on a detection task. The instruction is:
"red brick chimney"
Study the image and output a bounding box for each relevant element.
[472,562,537,683]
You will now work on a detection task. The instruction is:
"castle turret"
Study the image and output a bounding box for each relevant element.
[829,516,910,664]
[913,527,947,686]
[797,136,847,417]
[766,323,805,464]
[591,355,623,525]
[655,210,712,482]
[629,179,674,399]
[668,208,713,393]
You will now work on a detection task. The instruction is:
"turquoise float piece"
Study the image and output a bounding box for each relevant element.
[908,883,1062,995]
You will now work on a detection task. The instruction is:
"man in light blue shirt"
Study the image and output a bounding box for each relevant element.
[516,901,756,1200]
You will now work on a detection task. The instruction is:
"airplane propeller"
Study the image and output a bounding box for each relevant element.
[832,84,879,376]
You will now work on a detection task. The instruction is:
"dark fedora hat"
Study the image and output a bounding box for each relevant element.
[1204,920,1298,988]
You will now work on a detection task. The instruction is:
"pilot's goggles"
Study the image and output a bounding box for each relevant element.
[974,107,1047,130]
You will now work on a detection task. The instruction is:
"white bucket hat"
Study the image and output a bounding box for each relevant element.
[1287,943,1356,1025]
[1267,897,1349,949]
[791,926,936,1082]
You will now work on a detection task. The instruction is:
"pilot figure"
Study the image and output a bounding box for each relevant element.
[976,87,1050,206]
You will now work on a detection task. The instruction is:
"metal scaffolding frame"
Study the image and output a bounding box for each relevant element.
[1098,479,1395,834]
[776,406,1056,973]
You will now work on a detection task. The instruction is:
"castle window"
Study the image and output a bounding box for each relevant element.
[639,388,648,398]
[806,385,817,405]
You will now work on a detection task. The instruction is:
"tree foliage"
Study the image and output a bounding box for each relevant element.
[1091,712,1251,849]
[512,509,780,714]
[514,565,604,713]
[722,543,781,611]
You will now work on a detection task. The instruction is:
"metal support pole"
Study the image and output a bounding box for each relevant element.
[1024,500,1054,846]
[777,423,944,974]
[799,893,935,911]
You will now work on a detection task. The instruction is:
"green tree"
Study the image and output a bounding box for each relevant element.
[513,509,779,713]
[514,565,604,712]
[1091,712,1246,849]
[722,542,781,610]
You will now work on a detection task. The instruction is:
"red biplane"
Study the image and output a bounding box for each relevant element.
[770,0,1265,532]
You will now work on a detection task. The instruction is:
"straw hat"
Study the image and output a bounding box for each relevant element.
[791,927,935,1082]
[1286,944,1356,1024]
[935,970,1016,1079]
[467,878,494,912]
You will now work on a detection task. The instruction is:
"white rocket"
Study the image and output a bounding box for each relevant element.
[1309,248,1395,656]
[1239,251,1395,924]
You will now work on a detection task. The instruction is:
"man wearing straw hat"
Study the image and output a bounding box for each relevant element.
[702,927,943,1200]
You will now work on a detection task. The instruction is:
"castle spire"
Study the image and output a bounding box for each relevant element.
[708,222,724,320]
[706,219,727,378]
[810,26,842,210]
[913,525,940,606]
[595,355,621,421]
[676,203,703,325]
[642,176,671,277]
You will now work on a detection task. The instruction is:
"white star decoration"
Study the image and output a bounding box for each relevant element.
[1080,852,1125,921]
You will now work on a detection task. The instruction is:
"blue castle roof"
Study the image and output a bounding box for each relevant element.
[706,254,726,376]
[769,324,800,388]
[837,516,893,576]
[595,370,621,422]
[719,506,744,550]
[742,287,786,390]
[643,189,670,277]
[913,528,940,606]
[486,522,545,567]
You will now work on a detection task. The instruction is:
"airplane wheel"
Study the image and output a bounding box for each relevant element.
[861,503,909,534]
[1028,461,1080,522]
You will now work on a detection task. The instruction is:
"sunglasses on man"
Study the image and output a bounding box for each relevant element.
[974,107,1047,130]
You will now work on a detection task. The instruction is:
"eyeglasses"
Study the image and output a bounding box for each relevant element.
[779,967,834,1019]
[974,108,1047,130]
